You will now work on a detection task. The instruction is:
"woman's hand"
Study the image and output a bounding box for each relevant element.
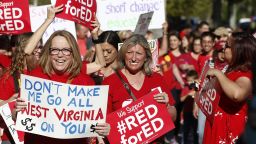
[206,68,222,79]
[95,123,110,136]
[162,21,168,34]
[153,92,169,105]
[12,98,27,121]
[14,98,27,113]
[46,4,64,22]
[154,92,177,121]
[91,14,101,40]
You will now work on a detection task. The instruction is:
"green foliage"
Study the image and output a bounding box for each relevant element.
[166,0,212,20]
[29,0,50,5]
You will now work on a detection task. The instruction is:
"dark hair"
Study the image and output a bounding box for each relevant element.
[190,36,201,53]
[200,31,215,41]
[197,21,209,29]
[98,31,121,50]
[186,70,198,79]
[169,30,185,53]
[10,35,18,47]
[228,32,256,72]
[0,35,11,51]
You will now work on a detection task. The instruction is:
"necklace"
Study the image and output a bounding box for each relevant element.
[123,69,145,90]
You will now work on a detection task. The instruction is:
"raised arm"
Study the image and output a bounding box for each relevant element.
[24,5,64,55]
[206,69,252,102]
[86,15,106,74]
[159,22,169,56]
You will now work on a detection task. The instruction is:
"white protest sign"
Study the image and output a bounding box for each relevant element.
[29,5,77,44]
[16,74,109,139]
[134,11,154,35]
[0,103,23,144]
[96,0,165,31]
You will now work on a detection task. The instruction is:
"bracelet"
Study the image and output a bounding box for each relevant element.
[92,39,101,44]
[163,32,168,35]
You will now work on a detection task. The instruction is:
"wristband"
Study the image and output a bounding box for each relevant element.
[163,32,168,35]
[92,39,101,44]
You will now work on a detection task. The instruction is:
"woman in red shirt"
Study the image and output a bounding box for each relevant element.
[103,34,177,143]
[203,32,256,144]
[14,5,110,144]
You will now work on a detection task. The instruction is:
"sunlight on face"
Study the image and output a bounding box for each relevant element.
[50,36,73,74]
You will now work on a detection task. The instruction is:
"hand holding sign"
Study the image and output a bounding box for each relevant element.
[94,123,110,136]
[205,68,221,79]
[46,4,64,22]
[56,0,97,30]
[13,98,27,120]
[153,92,169,105]
[90,14,101,40]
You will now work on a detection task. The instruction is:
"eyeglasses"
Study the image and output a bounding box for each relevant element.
[50,48,72,56]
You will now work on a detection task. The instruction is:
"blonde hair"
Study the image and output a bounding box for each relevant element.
[117,34,152,75]
[40,30,82,79]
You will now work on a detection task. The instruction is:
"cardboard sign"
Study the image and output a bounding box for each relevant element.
[96,0,165,31]
[195,61,222,124]
[30,5,77,44]
[134,11,154,35]
[107,89,175,144]
[16,74,109,139]
[0,0,31,34]
[195,77,221,124]
[0,102,24,144]
[56,0,97,30]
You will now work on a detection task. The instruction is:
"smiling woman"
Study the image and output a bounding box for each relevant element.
[203,32,256,144]
[102,34,177,143]
[13,5,110,144]
[40,31,81,78]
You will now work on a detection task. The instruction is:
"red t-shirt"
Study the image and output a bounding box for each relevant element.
[188,52,200,73]
[159,51,183,90]
[102,70,175,114]
[203,70,252,144]
[198,54,212,75]
[23,66,95,144]
[0,54,11,68]
[77,38,87,57]
[0,70,29,141]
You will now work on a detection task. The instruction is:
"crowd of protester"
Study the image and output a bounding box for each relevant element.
[0,5,256,144]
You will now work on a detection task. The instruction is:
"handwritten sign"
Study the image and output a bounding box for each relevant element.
[56,0,97,30]
[107,89,174,144]
[29,5,77,44]
[134,11,154,35]
[0,102,24,144]
[97,0,165,31]
[16,74,109,139]
[0,0,31,34]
